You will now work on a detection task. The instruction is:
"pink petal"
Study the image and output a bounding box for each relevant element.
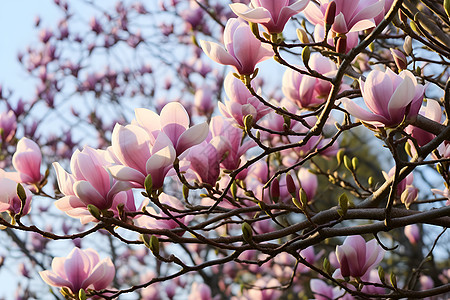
[229,4,272,23]
[108,165,145,186]
[74,181,109,209]
[82,258,115,290]
[134,108,161,143]
[387,75,415,119]
[332,12,348,34]
[39,270,74,291]
[200,40,240,70]
[303,2,324,26]
[53,162,75,196]
[341,98,389,126]
[176,122,209,155]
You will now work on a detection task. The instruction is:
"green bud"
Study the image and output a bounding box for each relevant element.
[302,46,311,67]
[262,32,271,40]
[292,197,302,210]
[249,22,260,38]
[378,266,385,283]
[296,28,309,43]
[182,185,189,200]
[142,234,151,248]
[404,141,413,158]
[87,204,101,220]
[368,176,374,187]
[337,207,345,217]
[323,257,331,275]
[445,0,450,20]
[231,180,238,199]
[242,222,253,243]
[336,149,345,166]
[299,188,308,207]
[351,157,358,171]
[410,20,419,34]
[16,183,27,202]
[243,114,254,132]
[343,156,353,172]
[144,174,153,195]
[150,235,160,255]
[338,193,348,215]
[78,288,87,300]
[390,272,397,288]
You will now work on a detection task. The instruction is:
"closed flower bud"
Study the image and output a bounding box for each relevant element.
[403,36,413,55]
[325,1,337,26]
[390,48,407,71]
[336,36,347,54]
[242,222,253,243]
[296,28,309,44]
[271,178,280,202]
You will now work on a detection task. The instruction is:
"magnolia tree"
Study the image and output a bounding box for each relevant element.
[1,0,450,299]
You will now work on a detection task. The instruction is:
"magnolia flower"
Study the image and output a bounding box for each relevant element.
[0,177,32,216]
[282,53,337,109]
[54,146,135,224]
[185,141,221,186]
[229,0,310,34]
[4,137,42,184]
[404,224,420,245]
[310,279,346,300]
[304,0,386,34]
[246,278,282,300]
[219,72,271,127]
[405,100,442,147]
[39,248,115,295]
[200,18,273,75]
[336,235,385,278]
[341,69,425,127]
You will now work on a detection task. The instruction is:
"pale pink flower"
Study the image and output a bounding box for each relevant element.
[282,53,337,109]
[310,279,346,300]
[336,235,385,278]
[298,168,318,203]
[219,72,271,127]
[229,0,310,34]
[304,0,386,34]
[194,86,215,117]
[54,146,135,224]
[0,110,17,143]
[188,282,212,300]
[185,141,221,186]
[200,18,273,75]
[39,248,115,295]
[0,177,32,216]
[210,116,256,170]
[4,137,42,184]
[404,224,420,245]
[341,69,425,127]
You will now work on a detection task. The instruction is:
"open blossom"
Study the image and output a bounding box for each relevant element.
[0,177,32,216]
[304,0,386,34]
[219,72,271,127]
[310,279,347,300]
[109,102,208,189]
[210,116,256,170]
[4,137,42,184]
[39,248,115,295]
[200,18,273,75]
[341,69,425,127]
[229,0,310,34]
[282,53,338,109]
[185,141,221,186]
[53,146,135,224]
[336,235,385,278]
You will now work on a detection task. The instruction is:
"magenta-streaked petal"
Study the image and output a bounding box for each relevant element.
[232,23,264,75]
[134,108,161,143]
[200,40,240,70]
[64,248,90,292]
[364,239,385,271]
[82,258,115,290]
[146,145,176,174]
[229,4,272,23]
[55,195,85,212]
[160,102,190,130]
[276,0,310,31]
[341,98,389,126]
[362,70,393,116]
[74,181,109,210]
[348,19,376,32]
[76,152,110,198]
[349,0,384,31]
[176,122,209,155]
[12,138,42,183]
[387,75,415,118]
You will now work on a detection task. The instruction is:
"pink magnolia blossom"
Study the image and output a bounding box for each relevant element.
[194,86,216,117]
[4,137,42,184]
[282,53,337,109]
[313,24,358,53]
[304,0,386,34]
[310,279,346,300]
[200,18,273,75]
[336,235,385,278]
[0,110,17,143]
[219,72,271,127]
[382,167,417,208]
[341,69,425,127]
[39,248,115,295]
[404,224,420,245]
[53,146,135,224]
[185,141,221,186]
[0,177,32,216]
[210,116,256,170]
[229,0,310,34]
